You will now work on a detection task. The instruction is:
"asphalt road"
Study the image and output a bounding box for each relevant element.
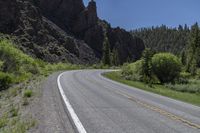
[59,70,200,133]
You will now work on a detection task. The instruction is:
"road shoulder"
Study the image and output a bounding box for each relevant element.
[29,72,75,133]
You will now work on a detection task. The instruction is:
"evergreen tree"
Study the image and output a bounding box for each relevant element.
[181,50,186,65]
[141,48,153,82]
[178,25,183,31]
[102,36,111,65]
[111,48,120,66]
[186,23,200,75]
[131,24,190,55]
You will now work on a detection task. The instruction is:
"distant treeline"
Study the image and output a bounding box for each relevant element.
[131,24,192,55]
[132,23,200,75]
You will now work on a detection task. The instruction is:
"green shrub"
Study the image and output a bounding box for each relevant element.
[121,61,143,81]
[10,106,19,117]
[0,115,8,128]
[0,39,41,75]
[197,69,200,79]
[152,53,182,83]
[44,62,81,72]
[23,89,33,98]
[176,72,191,84]
[165,83,200,93]
[180,72,192,79]
[0,60,3,70]
[121,63,133,80]
[0,72,12,90]
[176,77,189,84]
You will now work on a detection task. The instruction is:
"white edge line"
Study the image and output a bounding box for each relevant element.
[57,72,87,133]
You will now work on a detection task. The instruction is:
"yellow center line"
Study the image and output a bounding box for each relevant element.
[115,90,200,130]
[84,76,200,130]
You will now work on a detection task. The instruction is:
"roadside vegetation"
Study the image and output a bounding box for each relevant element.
[104,23,200,106]
[0,38,82,133]
[0,39,81,89]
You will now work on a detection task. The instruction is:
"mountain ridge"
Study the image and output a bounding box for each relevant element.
[0,0,145,64]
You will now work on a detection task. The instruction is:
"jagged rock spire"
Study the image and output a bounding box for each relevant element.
[87,0,98,26]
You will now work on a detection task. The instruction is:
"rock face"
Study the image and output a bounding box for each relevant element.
[0,0,97,64]
[0,0,145,64]
[39,0,85,32]
[0,0,19,33]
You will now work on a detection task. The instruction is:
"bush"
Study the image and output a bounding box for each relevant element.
[10,106,19,117]
[0,72,12,90]
[121,63,133,80]
[165,83,200,93]
[176,77,189,84]
[152,53,182,83]
[0,39,41,74]
[23,89,33,98]
[180,72,192,79]
[0,115,8,128]
[121,61,143,81]
[0,60,3,71]
[197,69,200,79]
[176,72,191,84]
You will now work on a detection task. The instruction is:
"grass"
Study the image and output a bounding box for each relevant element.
[22,97,29,106]
[0,79,38,133]
[0,39,82,88]
[0,115,8,128]
[0,116,36,133]
[10,106,19,117]
[0,38,83,132]
[9,87,20,97]
[165,81,200,93]
[23,90,33,98]
[104,71,200,106]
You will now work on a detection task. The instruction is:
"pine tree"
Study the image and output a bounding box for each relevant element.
[111,48,120,66]
[102,36,111,65]
[181,51,186,65]
[196,31,200,67]
[178,25,183,31]
[184,24,189,31]
[131,24,190,55]
[186,23,200,75]
[141,48,153,82]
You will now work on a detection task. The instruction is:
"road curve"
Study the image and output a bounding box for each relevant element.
[58,70,200,133]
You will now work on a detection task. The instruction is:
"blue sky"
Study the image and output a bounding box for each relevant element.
[83,0,200,30]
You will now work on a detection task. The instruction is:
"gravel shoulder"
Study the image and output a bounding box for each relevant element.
[29,72,75,133]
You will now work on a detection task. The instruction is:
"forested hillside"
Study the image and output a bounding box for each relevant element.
[131,25,190,55]
[107,23,200,106]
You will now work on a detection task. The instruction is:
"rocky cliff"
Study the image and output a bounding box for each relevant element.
[0,0,145,64]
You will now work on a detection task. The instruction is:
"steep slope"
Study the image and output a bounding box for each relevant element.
[0,0,97,64]
[0,0,145,64]
[40,0,145,63]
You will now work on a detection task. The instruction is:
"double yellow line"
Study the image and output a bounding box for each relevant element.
[115,90,200,130]
[85,73,200,130]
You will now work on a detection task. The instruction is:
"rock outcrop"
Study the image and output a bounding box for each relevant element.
[0,0,19,34]
[0,0,145,64]
[0,0,97,64]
